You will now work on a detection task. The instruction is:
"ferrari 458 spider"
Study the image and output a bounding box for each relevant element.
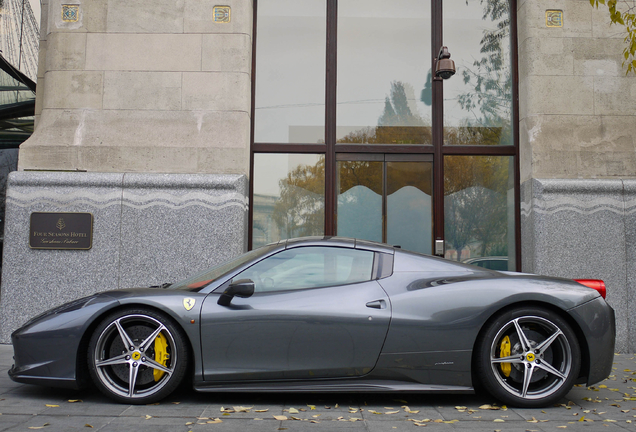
[9,237,615,407]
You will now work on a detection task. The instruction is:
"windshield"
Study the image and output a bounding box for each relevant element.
[168,244,279,291]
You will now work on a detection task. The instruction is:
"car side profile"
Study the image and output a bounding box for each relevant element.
[9,237,615,408]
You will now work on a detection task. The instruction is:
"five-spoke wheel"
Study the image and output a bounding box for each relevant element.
[87,308,188,404]
[476,307,581,407]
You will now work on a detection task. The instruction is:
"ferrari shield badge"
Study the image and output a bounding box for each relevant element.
[183,298,196,311]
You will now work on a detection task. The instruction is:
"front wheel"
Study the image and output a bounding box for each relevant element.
[475,307,581,408]
[87,308,189,404]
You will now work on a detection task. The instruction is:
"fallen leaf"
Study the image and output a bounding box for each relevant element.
[479,404,500,410]
[45,405,59,408]
[528,417,538,423]
[185,422,193,425]
[220,407,234,413]
[273,415,288,421]
[254,409,269,413]
[310,420,319,423]
[207,418,223,424]
[385,410,399,414]
[288,408,299,414]
[84,425,93,429]
[455,406,467,410]
[145,415,152,419]
[172,402,180,404]
[368,410,382,415]
[233,406,253,412]
[307,405,316,410]
[579,416,585,422]
[493,418,505,422]
[68,399,82,403]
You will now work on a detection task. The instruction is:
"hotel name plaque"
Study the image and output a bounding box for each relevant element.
[29,212,93,250]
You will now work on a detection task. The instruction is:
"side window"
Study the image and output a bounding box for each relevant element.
[233,247,374,292]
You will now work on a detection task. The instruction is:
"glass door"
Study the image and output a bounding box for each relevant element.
[336,154,433,254]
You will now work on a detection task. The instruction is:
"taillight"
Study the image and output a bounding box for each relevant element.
[574,279,606,299]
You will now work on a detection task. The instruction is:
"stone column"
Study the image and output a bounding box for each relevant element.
[1,0,253,342]
[518,0,636,352]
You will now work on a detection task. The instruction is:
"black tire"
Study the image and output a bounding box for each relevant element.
[475,307,581,408]
[87,307,189,404]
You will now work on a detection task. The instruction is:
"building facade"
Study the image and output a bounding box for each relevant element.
[0,0,634,353]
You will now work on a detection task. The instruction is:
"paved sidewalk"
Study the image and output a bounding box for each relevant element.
[0,343,634,431]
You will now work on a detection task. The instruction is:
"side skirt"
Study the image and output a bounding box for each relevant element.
[194,379,474,393]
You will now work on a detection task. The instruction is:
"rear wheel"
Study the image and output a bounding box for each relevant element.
[87,308,189,404]
[476,307,580,408]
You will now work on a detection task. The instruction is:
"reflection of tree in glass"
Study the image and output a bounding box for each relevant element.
[444,156,508,260]
[338,81,432,145]
[451,0,512,146]
[272,157,325,239]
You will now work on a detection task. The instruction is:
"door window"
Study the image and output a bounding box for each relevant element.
[233,246,374,292]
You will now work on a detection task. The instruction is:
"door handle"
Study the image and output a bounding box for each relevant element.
[366,300,386,309]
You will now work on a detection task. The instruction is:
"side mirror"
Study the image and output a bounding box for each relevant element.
[217,279,255,306]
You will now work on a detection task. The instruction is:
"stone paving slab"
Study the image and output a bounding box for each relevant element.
[0,344,634,431]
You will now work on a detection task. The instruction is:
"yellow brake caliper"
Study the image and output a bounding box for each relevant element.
[500,335,511,377]
[153,333,169,382]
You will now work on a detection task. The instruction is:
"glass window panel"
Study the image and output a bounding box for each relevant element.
[234,247,374,292]
[444,156,515,270]
[336,161,383,242]
[443,0,513,146]
[254,0,326,143]
[252,154,325,248]
[386,161,433,254]
[337,0,432,145]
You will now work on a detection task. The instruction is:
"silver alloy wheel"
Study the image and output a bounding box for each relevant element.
[489,315,573,400]
[93,314,177,399]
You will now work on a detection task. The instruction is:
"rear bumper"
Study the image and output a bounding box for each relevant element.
[568,296,615,385]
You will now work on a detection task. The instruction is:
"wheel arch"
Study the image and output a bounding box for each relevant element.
[75,303,195,389]
[470,300,590,388]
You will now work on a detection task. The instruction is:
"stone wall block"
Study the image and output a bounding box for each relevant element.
[197,147,250,175]
[0,172,248,343]
[622,180,636,352]
[591,4,625,39]
[202,34,252,73]
[520,37,575,77]
[182,72,250,112]
[85,34,202,72]
[572,37,624,76]
[593,76,636,116]
[106,0,185,33]
[184,0,253,35]
[518,0,593,40]
[42,71,103,110]
[103,72,183,111]
[524,178,630,352]
[119,174,247,288]
[45,33,87,71]
[525,75,594,116]
[0,172,125,343]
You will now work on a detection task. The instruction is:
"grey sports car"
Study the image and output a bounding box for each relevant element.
[9,237,615,408]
